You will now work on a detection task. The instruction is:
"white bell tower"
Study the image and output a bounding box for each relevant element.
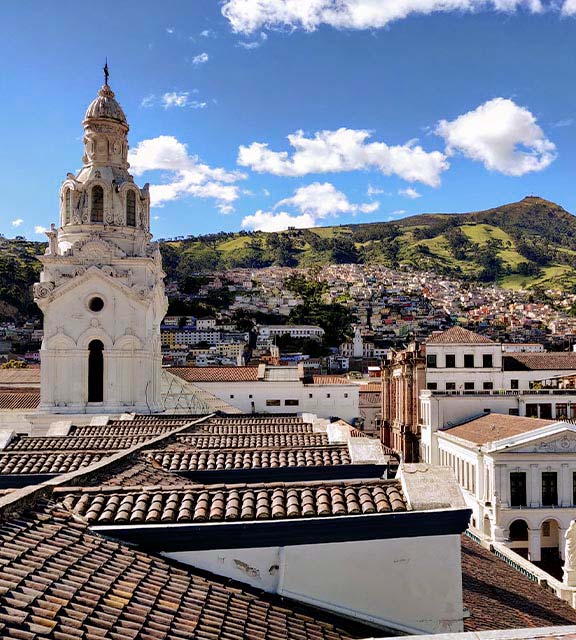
[34,66,168,414]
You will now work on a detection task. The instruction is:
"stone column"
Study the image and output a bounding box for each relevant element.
[561,464,571,507]
[530,464,540,508]
[528,528,541,562]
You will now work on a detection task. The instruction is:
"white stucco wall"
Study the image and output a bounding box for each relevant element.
[193,380,359,422]
[165,534,464,635]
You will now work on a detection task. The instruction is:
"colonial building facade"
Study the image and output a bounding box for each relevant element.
[34,74,167,414]
[381,342,425,462]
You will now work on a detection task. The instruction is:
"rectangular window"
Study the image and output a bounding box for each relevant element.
[483,354,493,368]
[464,382,475,391]
[326,393,331,398]
[509,408,519,416]
[526,404,538,418]
[539,404,552,420]
[510,379,519,390]
[285,399,299,406]
[308,393,313,399]
[446,382,456,391]
[542,472,558,506]
[445,354,456,368]
[510,472,527,507]
[427,354,437,368]
[557,404,568,420]
[483,381,494,390]
[464,354,474,368]
[427,382,437,391]
[266,399,281,407]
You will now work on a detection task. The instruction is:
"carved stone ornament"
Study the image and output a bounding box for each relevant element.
[566,521,576,573]
[33,282,55,299]
[534,435,576,453]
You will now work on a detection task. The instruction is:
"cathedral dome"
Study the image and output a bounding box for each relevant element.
[84,84,127,124]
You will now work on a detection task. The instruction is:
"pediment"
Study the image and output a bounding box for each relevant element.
[63,233,126,260]
[504,430,576,454]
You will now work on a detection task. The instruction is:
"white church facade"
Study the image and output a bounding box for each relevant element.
[34,71,167,414]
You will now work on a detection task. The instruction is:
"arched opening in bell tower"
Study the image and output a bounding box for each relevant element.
[88,340,104,402]
[91,185,104,223]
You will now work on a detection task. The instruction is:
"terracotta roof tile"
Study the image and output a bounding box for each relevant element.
[311,376,351,385]
[0,369,41,386]
[59,480,407,525]
[0,452,109,475]
[0,390,40,410]
[147,446,352,471]
[503,353,576,371]
[442,413,555,445]
[6,435,164,453]
[462,535,576,630]
[0,501,377,639]
[426,327,495,345]
[170,367,259,383]
[172,433,329,449]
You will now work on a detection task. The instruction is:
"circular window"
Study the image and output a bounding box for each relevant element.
[88,296,104,312]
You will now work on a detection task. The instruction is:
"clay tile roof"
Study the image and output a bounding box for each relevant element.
[0,369,41,385]
[5,434,164,452]
[462,535,576,630]
[198,416,314,435]
[147,446,353,471]
[503,353,576,371]
[359,392,380,404]
[0,451,110,474]
[170,366,259,382]
[426,326,495,345]
[311,375,351,385]
[442,413,556,445]
[59,479,407,525]
[173,432,329,449]
[360,383,381,393]
[0,389,40,410]
[0,501,378,640]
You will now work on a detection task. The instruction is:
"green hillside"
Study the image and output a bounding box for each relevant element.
[2,196,576,321]
[163,196,576,292]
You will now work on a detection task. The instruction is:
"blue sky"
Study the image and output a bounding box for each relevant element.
[1,0,576,240]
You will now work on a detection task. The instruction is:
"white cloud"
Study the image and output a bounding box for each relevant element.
[162,92,190,108]
[192,52,209,65]
[241,210,316,232]
[238,128,448,186]
[367,184,385,196]
[435,97,556,176]
[275,182,378,218]
[200,29,216,37]
[11,219,23,227]
[238,31,268,48]
[388,209,407,220]
[399,187,421,199]
[166,26,175,34]
[128,135,246,213]
[141,93,207,110]
[141,95,156,108]
[242,181,378,231]
[35,226,48,234]
[222,0,546,34]
[563,0,576,14]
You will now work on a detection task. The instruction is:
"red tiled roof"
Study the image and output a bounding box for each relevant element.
[359,392,380,404]
[0,501,377,640]
[360,383,381,392]
[147,446,353,471]
[170,366,259,382]
[503,353,576,371]
[173,432,329,449]
[0,369,40,385]
[0,390,40,410]
[442,413,555,445]
[462,535,576,630]
[59,479,407,525]
[0,451,110,474]
[426,326,495,345]
[312,375,351,385]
